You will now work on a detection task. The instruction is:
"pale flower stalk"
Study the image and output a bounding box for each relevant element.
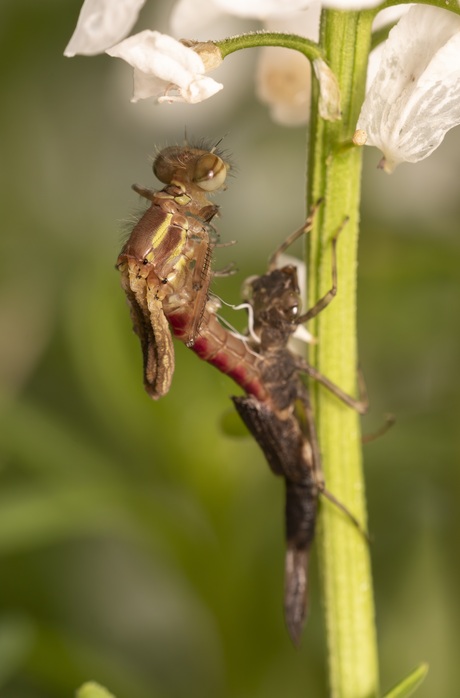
[357,5,460,172]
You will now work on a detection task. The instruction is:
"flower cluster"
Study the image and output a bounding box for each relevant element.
[64,0,223,103]
[65,0,460,171]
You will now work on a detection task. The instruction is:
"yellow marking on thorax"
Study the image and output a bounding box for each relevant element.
[174,193,191,206]
[145,212,189,268]
[150,212,174,249]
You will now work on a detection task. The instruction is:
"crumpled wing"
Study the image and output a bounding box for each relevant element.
[119,259,175,400]
[232,394,318,645]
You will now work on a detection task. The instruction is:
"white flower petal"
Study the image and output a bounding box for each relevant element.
[321,0,382,9]
[263,2,320,37]
[372,4,412,31]
[357,6,460,172]
[171,0,387,34]
[64,0,146,56]
[202,0,383,17]
[366,6,412,90]
[256,47,312,125]
[170,0,224,37]
[214,0,313,17]
[131,71,169,102]
[159,77,224,104]
[106,30,223,104]
[171,0,334,39]
[107,31,200,74]
[254,4,320,126]
[171,0,316,32]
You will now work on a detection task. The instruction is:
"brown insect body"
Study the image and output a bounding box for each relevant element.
[230,265,321,645]
[118,155,364,644]
[117,144,229,399]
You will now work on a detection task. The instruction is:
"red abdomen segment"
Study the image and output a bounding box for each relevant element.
[167,307,268,403]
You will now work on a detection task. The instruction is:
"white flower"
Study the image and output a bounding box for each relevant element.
[254,6,320,126]
[321,0,385,9]
[366,6,412,90]
[64,0,146,56]
[171,0,383,36]
[106,30,223,104]
[171,0,310,35]
[208,0,314,17]
[255,7,339,126]
[172,0,343,126]
[356,5,460,173]
[256,47,312,125]
[256,53,340,125]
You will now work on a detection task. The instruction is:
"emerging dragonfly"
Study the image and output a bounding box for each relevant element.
[117,142,230,399]
[165,210,368,644]
[118,146,366,644]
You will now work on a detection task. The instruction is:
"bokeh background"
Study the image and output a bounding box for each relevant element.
[1,1,460,696]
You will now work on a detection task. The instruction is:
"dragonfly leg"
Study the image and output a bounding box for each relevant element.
[212,262,238,278]
[297,359,369,414]
[297,216,349,324]
[267,199,323,271]
[131,183,157,201]
[362,413,395,443]
[319,485,370,541]
[297,385,370,538]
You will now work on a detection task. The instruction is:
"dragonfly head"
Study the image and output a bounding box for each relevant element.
[244,266,301,347]
[153,145,230,206]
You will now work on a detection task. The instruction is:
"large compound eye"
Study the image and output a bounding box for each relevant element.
[153,146,178,184]
[281,290,300,321]
[193,153,228,191]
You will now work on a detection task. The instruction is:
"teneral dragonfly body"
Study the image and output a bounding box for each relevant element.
[117,144,230,399]
[118,151,365,643]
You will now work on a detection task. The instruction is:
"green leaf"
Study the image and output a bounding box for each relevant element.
[0,615,34,687]
[76,681,116,698]
[0,484,137,553]
[382,663,429,698]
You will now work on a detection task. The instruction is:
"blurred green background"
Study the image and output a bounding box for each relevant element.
[1,1,460,696]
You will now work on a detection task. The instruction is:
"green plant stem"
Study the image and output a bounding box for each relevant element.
[216,32,324,63]
[306,10,377,698]
[219,16,378,694]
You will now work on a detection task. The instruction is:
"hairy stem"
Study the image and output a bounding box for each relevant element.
[306,10,378,698]
[216,31,324,63]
